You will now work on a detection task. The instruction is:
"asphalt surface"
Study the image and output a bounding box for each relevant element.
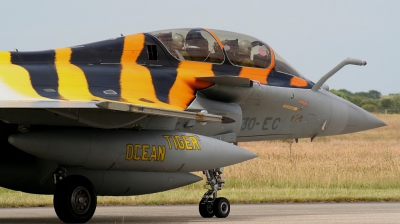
[0,203,399,223]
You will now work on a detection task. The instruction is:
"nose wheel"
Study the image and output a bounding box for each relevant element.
[199,168,230,218]
[199,199,214,218]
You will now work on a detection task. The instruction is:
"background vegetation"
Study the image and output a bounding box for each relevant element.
[330,89,400,113]
[0,114,398,207]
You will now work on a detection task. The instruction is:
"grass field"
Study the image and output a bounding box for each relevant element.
[0,114,399,207]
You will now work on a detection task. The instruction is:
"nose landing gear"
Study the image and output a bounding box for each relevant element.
[199,168,230,218]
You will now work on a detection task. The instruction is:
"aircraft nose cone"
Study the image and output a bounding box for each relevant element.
[340,106,387,135]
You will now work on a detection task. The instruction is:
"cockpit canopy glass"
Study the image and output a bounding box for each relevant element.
[274,52,308,80]
[149,28,224,63]
[150,28,304,80]
[210,29,272,69]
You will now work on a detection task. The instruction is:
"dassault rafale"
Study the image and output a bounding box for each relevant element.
[0,28,385,223]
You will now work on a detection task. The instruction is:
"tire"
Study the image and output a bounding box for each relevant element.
[214,197,230,218]
[199,200,214,218]
[54,175,97,223]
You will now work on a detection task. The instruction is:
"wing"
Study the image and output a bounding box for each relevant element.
[0,47,229,125]
[0,34,188,110]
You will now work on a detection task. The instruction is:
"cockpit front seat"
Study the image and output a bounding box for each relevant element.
[185,31,209,61]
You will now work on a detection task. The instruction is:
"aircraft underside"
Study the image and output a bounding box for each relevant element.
[0,121,243,222]
[0,102,258,222]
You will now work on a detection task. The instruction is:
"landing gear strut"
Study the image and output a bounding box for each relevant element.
[53,167,97,223]
[199,168,230,218]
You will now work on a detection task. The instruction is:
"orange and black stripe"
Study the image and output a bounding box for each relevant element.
[0,29,314,111]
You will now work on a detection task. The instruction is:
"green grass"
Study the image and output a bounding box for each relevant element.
[2,185,400,208]
[0,188,52,207]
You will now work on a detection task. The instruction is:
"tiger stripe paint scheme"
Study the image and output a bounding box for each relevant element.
[0,28,313,111]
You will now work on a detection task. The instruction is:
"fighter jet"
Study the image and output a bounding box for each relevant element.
[0,28,385,223]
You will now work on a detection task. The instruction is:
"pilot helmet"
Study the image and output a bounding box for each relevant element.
[238,40,251,56]
[185,30,209,61]
[171,33,184,50]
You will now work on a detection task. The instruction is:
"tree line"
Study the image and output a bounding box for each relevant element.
[330,89,400,113]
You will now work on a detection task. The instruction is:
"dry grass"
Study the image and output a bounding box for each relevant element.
[1,114,400,207]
